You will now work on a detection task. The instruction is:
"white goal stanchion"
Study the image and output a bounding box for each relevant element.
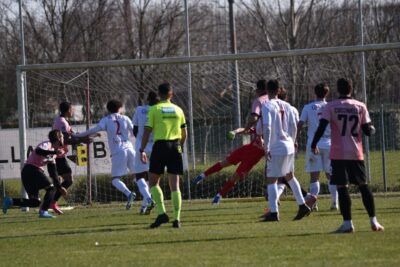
[12,42,400,205]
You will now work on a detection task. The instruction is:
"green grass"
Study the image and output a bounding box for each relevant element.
[0,196,399,267]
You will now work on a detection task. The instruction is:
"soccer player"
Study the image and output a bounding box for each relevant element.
[311,78,384,233]
[51,101,78,214]
[2,130,67,218]
[139,82,187,228]
[244,79,269,131]
[132,91,159,214]
[298,83,338,211]
[262,79,311,222]
[192,126,265,204]
[74,100,136,209]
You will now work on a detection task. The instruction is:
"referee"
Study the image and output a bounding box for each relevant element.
[140,82,187,228]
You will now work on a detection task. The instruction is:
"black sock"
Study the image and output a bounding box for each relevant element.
[41,187,56,211]
[337,187,352,221]
[359,184,375,218]
[12,198,41,207]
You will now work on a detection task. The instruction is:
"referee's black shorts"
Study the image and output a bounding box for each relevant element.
[21,164,52,198]
[150,140,183,175]
[330,160,366,186]
[56,157,72,175]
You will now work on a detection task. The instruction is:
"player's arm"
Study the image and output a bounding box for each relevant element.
[35,147,58,157]
[311,119,329,153]
[244,113,259,132]
[361,123,376,136]
[133,126,139,138]
[180,125,187,148]
[74,125,102,138]
[296,120,305,147]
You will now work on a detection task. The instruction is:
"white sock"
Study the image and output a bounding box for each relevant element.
[310,181,320,196]
[370,216,378,225]
[288,177,305,205]
[277,184,286,198]
[136,178,152,204]
[267,184,279,213]
[328,184,338,205]
[112,178,131,198]
[200,173,205,178]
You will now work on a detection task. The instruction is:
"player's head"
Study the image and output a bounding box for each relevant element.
[158,82,173,99]
[337,78,353,96]
[107,99,123,113]
[277,87,288,101]
[147,91,160,106]
[59,101,73,117]
[314,83,330,99]
[256,79,267,96]
[48,129,63,147]
[267,79,280,96]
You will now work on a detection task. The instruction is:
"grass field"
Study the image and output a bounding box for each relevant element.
[0,196,399,267]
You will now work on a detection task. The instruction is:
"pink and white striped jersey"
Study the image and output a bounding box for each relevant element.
[53,116,73,158]
[26,141,56,170]
[321,98,371,160]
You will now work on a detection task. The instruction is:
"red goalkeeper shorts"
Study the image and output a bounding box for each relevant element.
[226,141,265,178]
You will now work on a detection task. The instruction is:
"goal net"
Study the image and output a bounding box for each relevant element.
[10,44,400,206]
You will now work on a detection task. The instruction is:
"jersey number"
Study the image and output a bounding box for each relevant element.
[114,120,122,135]
[338,114,359,137]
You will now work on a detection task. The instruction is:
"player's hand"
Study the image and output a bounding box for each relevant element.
[294,141,299,153]
[56,149,64,156]
[59,187,68,196]
[312,147,319,155]
[140,151,148,164]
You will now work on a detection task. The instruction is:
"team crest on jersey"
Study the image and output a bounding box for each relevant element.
[161,107,176,114]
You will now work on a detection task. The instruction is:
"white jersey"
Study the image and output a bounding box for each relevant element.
[288,105,299,141]
[132,105,153,150]
[262,99,295,155]
[76,113,134,155]
[299,100,331,149]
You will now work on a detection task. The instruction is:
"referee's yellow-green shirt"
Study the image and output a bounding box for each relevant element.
[146,100,186,142]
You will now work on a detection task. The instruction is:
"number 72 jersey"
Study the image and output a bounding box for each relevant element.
[321,98,371,160]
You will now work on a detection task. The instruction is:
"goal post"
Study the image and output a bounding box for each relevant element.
[14,42,400,205]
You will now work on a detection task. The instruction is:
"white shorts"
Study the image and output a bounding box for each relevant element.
[133,147,152,174]
[111,148,136,177]
[265,153,294,178]
[305,147,331,174]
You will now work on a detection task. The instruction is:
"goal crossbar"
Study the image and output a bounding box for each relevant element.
[17,42,400,72]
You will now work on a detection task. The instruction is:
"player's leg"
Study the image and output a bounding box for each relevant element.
[212,172,241,205]
[192,159,233,185]
[321,148,338,210]
[348,161,384,232]
[331,160,354,233]
[52,157,73,214]
[149,141,169,228]
[111,150,135,209]
[133,147,154,214]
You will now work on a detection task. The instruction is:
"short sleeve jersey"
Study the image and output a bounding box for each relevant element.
[262,99,295,155]
[251,94,269,117]
[321,98,371,160]
[52,116,73,158]
[26,141,56,170]
[300,100,331,149]
[97,113,134,155]
[146,100,186,142]
[132,105,154,149]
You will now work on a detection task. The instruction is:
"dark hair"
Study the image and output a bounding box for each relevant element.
[277,87,287,100]
[48,129,62,144]
[256,79,267,91]
[59,101,72,115]
[314,83,330,98]
[107,99,123,113]
[267,79,280,93]
[337,78,353,95]
[147,91,160,106]
[158,82,172,96]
